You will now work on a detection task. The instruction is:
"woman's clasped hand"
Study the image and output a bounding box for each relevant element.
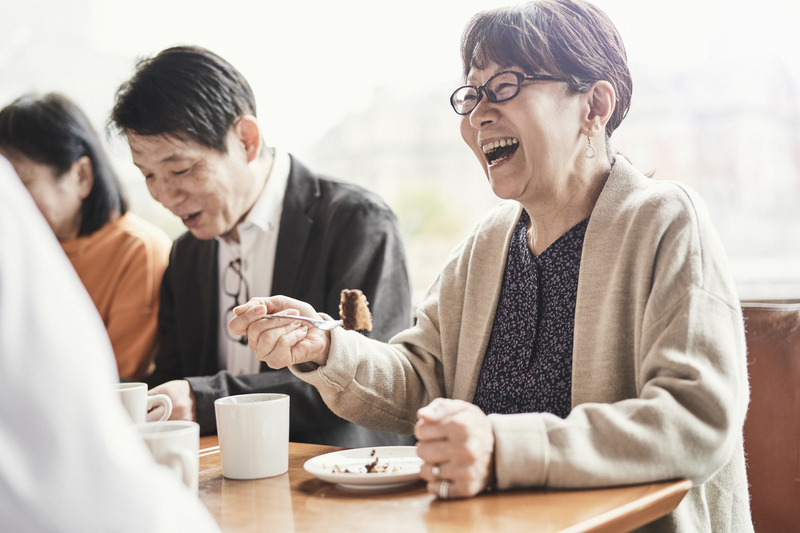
[415,398,495,499]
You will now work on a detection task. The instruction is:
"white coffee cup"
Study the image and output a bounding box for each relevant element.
[116,382,172,424]
[137,420,200,494]
[214,393,290,480]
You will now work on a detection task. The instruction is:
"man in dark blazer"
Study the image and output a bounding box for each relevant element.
[110,46,413,446]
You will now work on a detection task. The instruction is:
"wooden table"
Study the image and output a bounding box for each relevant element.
[198,436,691,533]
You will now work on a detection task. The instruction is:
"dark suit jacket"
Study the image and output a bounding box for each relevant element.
[147,156,414,446]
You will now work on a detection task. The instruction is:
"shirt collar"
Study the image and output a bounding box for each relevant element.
[218,148,290,240]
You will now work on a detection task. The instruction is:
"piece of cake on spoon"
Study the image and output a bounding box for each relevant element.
[339,289,372,335]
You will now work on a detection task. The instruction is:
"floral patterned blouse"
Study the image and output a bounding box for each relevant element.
[473,210,589,419]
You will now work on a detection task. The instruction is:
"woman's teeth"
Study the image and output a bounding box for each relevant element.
[483,138,519,164]
[482,138,519,153]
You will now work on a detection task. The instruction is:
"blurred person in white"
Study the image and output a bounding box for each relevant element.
[229,1,752,531]
[0,156,220,532]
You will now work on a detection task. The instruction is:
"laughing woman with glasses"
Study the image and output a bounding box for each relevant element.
[229,1,752,530]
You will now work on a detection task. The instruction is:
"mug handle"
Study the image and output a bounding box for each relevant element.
[170,448,199,494]
[146,394,173,422]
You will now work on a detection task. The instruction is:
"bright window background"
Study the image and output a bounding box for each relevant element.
[3,0,799,302]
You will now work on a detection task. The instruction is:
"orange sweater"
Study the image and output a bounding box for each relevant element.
[61,213,172,379]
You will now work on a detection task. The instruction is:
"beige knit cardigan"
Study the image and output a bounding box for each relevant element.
[292,157,753,532]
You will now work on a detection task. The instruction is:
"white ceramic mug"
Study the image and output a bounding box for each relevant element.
[214,393,290,480]
[137,420,200,494]
[116,382,172,424]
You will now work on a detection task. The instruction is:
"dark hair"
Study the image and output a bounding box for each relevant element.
[460,0,632,137]
[0,93,128,236]
[110,46,257,152]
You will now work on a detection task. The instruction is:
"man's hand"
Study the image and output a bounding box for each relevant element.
[228,296,332,368]
[415,398,495,499]
[147,380,196,422]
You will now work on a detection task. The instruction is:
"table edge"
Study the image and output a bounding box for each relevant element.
[560,479,693,533]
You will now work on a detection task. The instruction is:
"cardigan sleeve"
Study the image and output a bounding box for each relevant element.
[288,203,515,434]
[289,286,449,435]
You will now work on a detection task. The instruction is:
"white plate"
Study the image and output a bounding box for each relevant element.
[303,446,423,490]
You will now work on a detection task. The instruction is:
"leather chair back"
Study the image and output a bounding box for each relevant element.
[741,301,800,532]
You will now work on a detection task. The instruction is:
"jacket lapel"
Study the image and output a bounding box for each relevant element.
[180,237,220,375]
[271,156,318,296]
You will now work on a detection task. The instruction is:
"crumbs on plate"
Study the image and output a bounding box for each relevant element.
[326,449,400,474]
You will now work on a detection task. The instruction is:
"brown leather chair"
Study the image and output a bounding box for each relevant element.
[741,301,800,532]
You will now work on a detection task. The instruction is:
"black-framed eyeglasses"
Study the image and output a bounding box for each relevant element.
[223,258,250,346]
[450,70,565,115]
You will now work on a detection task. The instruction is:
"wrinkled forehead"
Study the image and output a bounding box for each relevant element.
[127,130,210,167]
[127,129,194,149]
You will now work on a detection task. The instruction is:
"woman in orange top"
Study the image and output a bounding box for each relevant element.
[0,93,171,379]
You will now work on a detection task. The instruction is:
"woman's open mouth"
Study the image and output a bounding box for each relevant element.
[483,138,519,165]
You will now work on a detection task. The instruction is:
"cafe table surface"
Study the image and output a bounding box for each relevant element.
[198,435,691,533]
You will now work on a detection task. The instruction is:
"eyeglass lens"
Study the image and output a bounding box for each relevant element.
[451,72,522,115]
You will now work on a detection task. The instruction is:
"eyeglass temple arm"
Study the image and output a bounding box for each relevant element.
[522,74,563,82]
